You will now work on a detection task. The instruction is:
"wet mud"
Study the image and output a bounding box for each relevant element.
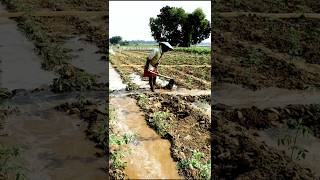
[0,91,107,180]
[110,96,181,179]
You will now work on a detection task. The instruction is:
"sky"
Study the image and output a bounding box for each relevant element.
[109,1,211,43]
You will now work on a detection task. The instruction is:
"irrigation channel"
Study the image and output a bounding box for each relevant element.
[0,4,107,179]
[109,50,210,178]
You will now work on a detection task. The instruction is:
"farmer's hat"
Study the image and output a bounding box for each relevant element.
[160,42,174,50]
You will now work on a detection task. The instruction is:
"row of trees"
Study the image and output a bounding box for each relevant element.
[109,36,129,45]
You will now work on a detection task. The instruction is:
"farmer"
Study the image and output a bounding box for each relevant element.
[144,42,174,92]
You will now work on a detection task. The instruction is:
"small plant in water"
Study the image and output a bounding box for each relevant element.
[278,118,311,160]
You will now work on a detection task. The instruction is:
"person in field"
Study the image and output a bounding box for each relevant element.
[144,42,174,92]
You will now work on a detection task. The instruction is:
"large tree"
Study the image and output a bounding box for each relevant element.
[109,36,122,45]
[149,6,211,47]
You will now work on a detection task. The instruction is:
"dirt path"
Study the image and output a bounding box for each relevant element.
[213,83,320,108]
[0,4,56,90]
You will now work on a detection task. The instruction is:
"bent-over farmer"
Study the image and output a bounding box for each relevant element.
[143,42,173,92]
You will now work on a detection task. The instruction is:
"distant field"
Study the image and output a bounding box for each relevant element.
[112,44,211,55]
[110,49,211,90]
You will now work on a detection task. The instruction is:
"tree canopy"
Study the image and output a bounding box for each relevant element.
[149,6,211,47]
[109,36,122,44]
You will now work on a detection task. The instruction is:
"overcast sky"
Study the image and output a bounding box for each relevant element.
[109,1,211,43]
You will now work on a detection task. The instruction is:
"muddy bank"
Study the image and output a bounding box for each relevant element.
[214,102,320,178]
[132,93,211,179]
[0,4,56,90]
[110,96,181,179]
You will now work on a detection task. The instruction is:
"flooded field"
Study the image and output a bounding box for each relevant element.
[0,1,108,179]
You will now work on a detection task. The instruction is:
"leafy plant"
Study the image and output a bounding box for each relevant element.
[288,27,302,61]
[278,118,311,160]
[149,111,172,137]
[137,94,149,110]
[0,145,25,180]
[178,150,211,179]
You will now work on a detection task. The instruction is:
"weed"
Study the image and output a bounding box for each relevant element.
[137,94,149,110]
[110,150,127,169]
[149,111,172,137]
[109,106,117,127]
[178,150,211,179]
[278,118,311,160]
[0,145,25,180]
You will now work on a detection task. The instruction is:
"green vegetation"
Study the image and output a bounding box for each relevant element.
[150,6,211,47]
[3,0,101,93]
[178,150,211,180]
[148,111,172,137]
[109,106,136,179]
[278,118,311,160]
[137,94,150,110]
[174,47,210,55]
[0,145,25,180]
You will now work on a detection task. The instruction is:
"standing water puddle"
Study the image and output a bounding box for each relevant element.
[110,97,182,179]
[64,36,107,84]
[109,62,126,91]
[0,4,56,90]
[0,92,107,180]
[214,83,320,108]
[258,126,320,176]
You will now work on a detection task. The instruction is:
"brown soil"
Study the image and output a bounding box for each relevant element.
[213,110,318,179]
[213,12,320,90]
[132,93,211,179]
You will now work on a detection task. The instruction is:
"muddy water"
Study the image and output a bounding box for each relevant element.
[110,97,182,179]
[213,83,320,108]
[109,62,126,91]
[64,36,107,84]
[0,91,107,180]
[258,126,320,176]
[0,4,57,90]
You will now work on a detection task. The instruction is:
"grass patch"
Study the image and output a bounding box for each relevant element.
[175,47,210,55]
